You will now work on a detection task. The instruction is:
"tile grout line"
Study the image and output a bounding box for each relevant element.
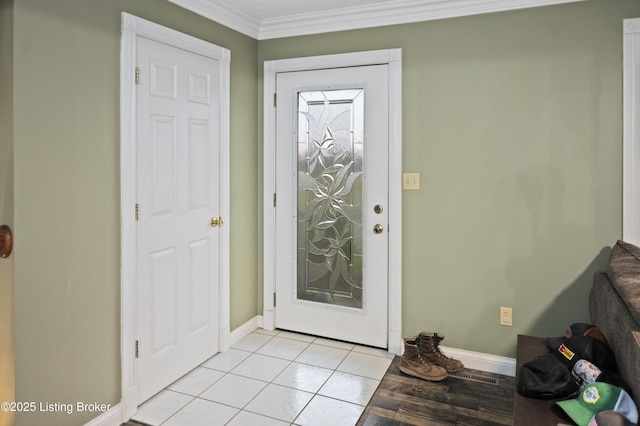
[238,330,312,425]
[231,330,381,424]
[167,331,279,425]
[155,332,280,426]
[227,331,287,424]
[146,329,391,426]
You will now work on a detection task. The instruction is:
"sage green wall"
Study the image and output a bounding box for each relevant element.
[12,1,258,424]
[6,0,640,423]
[0,1,15,425]
[258,0,640,358]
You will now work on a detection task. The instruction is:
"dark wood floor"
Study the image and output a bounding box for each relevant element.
[358,356,515,426]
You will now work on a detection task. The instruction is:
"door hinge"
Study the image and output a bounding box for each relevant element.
[135,203,139,221]
[273,93,277,107]
[273,193,277,207]
[273,292,276,307]
[135,66,140,85]
[135,340,139,358]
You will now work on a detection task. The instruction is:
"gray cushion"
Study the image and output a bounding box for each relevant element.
[590,272,640,409]
[608,240,640,325]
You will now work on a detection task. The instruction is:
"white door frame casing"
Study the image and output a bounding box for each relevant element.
[120,12,231,419]
[263,49,403,355]
[624,18,640,246]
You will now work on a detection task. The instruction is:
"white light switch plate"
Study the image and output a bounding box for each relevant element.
[403,173,420,190]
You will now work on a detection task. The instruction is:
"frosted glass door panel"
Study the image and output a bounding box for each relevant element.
[297,90,364,308]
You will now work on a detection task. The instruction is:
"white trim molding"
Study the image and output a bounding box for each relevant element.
[168,0,587,40]
[167,0,261,39]
[263,49,403,356]
[441,346,516,377]
[624,18,640,246]
[120,12,231,422]
[229,315,263,346]
[258,0,587,40]
[83,404,124,426]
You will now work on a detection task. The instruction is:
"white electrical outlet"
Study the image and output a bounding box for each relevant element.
[500,306,513,326]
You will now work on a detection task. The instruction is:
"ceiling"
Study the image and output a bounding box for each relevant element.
[218,0,394,20]
[167,0,586,40]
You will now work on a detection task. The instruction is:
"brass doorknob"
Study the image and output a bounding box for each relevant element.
[373,224,383,234]
[211,217,223,228]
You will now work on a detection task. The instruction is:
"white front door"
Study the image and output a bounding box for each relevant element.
[275,65,390,348]
[135,36,222,403]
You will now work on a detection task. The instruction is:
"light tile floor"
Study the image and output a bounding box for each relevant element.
[131,329,394,426]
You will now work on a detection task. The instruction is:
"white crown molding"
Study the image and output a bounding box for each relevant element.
[169,0,587,40]
[167,0,261,39]
[259,0,586,39]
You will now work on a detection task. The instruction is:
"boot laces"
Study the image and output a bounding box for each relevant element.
[417,353,439,370]
[431,335,449,360]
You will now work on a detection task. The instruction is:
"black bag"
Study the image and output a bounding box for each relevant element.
[517,354,579,399]
[547,334,617,372]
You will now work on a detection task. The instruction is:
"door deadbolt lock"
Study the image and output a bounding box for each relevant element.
[373,224,384,234]
[374,204,383,214]
[210,217,223,228]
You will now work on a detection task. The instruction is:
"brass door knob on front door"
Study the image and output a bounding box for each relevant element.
[373,224,383,234]
[210,217,223,228]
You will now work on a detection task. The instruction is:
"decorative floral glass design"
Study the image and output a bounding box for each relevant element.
[297,89,364,308]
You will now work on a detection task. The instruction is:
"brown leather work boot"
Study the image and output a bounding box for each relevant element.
[418,332,464,373]
[399,338,447,382]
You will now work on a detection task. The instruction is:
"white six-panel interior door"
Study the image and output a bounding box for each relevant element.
[120,13,230,416]
[135,35,223,403]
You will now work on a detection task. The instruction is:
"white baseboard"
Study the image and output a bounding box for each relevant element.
[229,315,263,347]
[227,316,516,377]
[83,403,124,426]
[441,346,516,377]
